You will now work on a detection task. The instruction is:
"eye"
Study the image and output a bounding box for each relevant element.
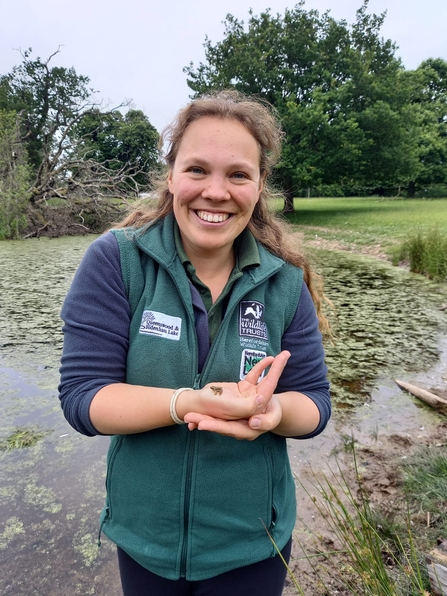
[188,166,205,175]
[231,171,248,180]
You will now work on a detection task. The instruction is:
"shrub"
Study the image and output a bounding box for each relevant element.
[395,229,447,281]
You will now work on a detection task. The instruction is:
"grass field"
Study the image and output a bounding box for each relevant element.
[278,197,447,255]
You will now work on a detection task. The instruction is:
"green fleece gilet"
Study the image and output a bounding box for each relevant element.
[100,214,303,580]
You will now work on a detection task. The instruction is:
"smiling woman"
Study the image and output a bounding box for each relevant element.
[58,90,331,596]
[168,117,264,298]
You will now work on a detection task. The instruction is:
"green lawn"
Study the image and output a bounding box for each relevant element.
[277,197,447,253]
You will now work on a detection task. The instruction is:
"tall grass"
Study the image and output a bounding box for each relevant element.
[393,229,447,281]
[281,440,447,595]
[295,465,428,595]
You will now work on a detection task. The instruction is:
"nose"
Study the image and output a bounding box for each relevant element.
[201,175,231,201]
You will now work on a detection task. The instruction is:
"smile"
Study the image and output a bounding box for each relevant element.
[196,211,230,223]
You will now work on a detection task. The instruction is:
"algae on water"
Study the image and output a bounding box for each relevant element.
[314,249,447,407]
[0,517,25,550]
[0,427,48,451]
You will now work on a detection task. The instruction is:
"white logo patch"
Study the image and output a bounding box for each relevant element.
[139,310,182,341]
[239,349,267,380]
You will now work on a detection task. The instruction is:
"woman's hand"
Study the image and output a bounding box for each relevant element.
[181,351,290,440]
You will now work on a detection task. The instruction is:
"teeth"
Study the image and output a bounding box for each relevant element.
[197,211,230,223]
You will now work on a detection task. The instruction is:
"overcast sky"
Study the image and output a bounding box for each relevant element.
[1,0,446,131]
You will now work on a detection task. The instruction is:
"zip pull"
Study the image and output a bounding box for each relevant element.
[193,374,201,390]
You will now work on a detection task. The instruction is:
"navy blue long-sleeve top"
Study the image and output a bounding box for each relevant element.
[59,232,331,438]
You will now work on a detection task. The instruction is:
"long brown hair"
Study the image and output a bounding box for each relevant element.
[114,90,330,335]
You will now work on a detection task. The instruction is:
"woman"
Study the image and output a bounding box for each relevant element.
[59,91,331,596]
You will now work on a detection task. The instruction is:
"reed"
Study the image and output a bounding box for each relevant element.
[393,229,447,281]
[280,440,444,595]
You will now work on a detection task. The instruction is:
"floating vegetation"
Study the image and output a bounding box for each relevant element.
[0,517,25,550]
[23,481,62,514]
[0,427,48,451]
[313,249,447,407]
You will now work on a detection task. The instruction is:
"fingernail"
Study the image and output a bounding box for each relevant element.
[250,418,261,429]
[256,396,264,407]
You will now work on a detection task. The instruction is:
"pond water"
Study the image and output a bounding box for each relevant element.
[1,236,446,595]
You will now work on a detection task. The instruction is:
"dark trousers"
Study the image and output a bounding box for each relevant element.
[117,537,292,596]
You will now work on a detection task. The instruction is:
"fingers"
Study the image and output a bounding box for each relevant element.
[197,384,266,420]
[184,413,264,441]
[243,355,275,385]
[247,395,282,433]
[184,396,282,440]
[183,351,290,428]
[257,350,290,398]
[244,351,290,389]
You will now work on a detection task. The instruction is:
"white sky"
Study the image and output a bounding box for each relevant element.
[1,0,446,132]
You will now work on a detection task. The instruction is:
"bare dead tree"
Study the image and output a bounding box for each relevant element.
[3,48,156,227]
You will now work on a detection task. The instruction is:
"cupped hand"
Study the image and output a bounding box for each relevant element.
[184,393,283,441]
[181,350,290,439]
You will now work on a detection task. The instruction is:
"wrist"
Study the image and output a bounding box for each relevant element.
[173,389,196,422]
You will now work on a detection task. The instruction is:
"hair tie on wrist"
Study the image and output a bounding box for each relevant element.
[170,388,193,424]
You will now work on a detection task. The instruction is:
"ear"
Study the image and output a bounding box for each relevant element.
[167,170,174,194]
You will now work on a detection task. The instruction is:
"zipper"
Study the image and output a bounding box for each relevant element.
[104,436,122,520]
[177,287,260,575]
[179,430,197,577]
[158,251,279,576]
[179,374,202,577]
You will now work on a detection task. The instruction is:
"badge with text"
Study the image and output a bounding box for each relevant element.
[239,300,268,341]
[240,349,267,380]
[139,310,182,340]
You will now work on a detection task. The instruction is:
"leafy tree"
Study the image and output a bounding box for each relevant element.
[0,48,94,195]
[0,48,160,235]
[75,109,159,187]
[405,59,447,196]
[184,1,427,205]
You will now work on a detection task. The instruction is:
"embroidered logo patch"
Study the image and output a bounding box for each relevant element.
[240,349,267,380]
[239,300,268,341]
[139,310,182,341]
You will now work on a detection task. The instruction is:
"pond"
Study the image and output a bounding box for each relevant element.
[1,236,446,595]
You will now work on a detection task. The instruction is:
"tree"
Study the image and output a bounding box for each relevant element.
[74,108,160,187]
[0,48,95,195]
[184,1,422,206]
[405,59,447,196]
[0,48,160,234]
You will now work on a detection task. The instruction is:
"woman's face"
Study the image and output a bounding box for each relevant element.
[168,117,264,262]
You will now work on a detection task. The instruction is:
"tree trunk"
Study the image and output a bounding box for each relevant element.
[407,180,416,198]
[395,380,447,415]
[282,187,295,213]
